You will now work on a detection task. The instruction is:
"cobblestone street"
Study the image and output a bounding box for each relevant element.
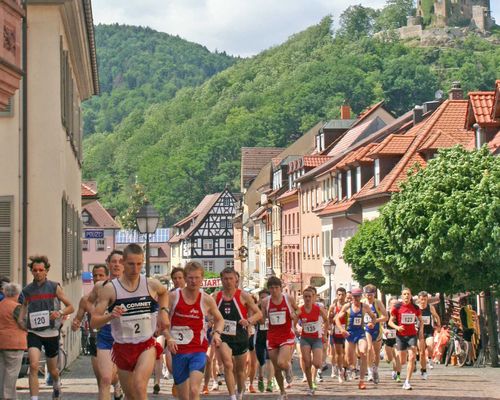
[16,354,500,399]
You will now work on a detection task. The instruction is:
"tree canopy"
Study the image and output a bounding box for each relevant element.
[344,146,500,294]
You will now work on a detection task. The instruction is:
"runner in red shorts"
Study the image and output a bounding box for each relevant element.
[92,244,169,400]
[260,276,298,400]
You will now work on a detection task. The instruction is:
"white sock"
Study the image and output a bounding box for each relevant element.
[53,378,61,389]
[230,395,237,400]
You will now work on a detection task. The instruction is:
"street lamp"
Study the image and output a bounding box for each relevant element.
[323,258,336,307]
[136,202,160,277]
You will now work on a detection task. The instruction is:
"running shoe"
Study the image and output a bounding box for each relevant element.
[153,384,160,395]
[307,388,315,396]
[421,371,428,380]
[202,385,209,395]
[114,395,123,400]
[358,381,366,390]
[211,382,219,391]
[331,365,337,378]
[396,374,401,383]
[391,371,397,381]
[373,370,380,384]
[52,387,60,400]
[428,359,434,369]
[278,393,288,400]
[316,371,323,382]
[258,378,264,393]
[249,384,257,393]
[312,382,317,391]
[402,381,412,390]
[367,371,374,382]
[321,363,328,372]
[302,374,307,383]
[266,381,273,392]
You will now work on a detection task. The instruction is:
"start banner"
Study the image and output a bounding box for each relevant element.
[202,278,222,288]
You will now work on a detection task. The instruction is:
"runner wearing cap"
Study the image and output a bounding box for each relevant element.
[335,287,377,390]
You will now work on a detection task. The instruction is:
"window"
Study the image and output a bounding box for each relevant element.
[153,265,161,275]
[0,97,13,117]
[203,260,215,272]
[225,260,234,269]
[226,239,234,250]
[82,239,89,251]
[346,169,352,199]
[62,195,82,281]
[356,166,362,193]
[0,196,13,277]
[96,239,105,251]
[316,235,320,258]
[312,236,316,257]
[203,239,214,250]
[303,237,306,259]
[374,158,380,186]
[337,173,343,199]
[149,247,159,257]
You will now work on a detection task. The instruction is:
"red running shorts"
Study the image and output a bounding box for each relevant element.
[112,337,163,372]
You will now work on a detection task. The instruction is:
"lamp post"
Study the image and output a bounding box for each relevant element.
[323,258,336,306]
[136,202,160,277]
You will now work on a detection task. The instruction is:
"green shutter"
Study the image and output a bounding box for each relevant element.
[0,197,13,277]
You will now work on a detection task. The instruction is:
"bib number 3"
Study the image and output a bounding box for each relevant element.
[170,326,194,345]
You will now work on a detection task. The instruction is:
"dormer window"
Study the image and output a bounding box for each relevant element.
[356,166,362,193]
[346,170,352,199]
[337,172,342,199]
[374,158,380,186]
[273,169,282,190]
[316,131,325,152]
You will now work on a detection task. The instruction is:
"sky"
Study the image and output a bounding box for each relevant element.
[92,0,500,57]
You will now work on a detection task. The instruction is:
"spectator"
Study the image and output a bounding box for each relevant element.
[0,282,27,399]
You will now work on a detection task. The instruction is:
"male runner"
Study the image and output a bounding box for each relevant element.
[92,244,168,400]
[19,255,75,400]
[71,265,113,398]
[260,276,299,400]
[297,287,328,395]
[214,267,262,400]
[383,297,401,381]
[361,284,387,384]
[389,287,424,390]
[328,287,347,383]
[418,291,440,379]
[165,261,224,400]
[255,289,274,393]
[335,287,378,390]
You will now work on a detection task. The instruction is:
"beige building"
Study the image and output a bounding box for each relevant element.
[0,0,99,363]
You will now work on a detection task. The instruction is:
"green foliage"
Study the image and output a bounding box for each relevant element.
[375,0,416,31]
[345,146,500,294]
[83,19,500,225]
[82,24,236,135]
[118,182,147,229]
[338,5,380,39]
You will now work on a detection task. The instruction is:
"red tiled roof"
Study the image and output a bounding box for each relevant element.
[419,129,472,152]
[81,182,97,198]
[241,147,284,184]
[276,188,298,202]
[488,133,500,155]
[83,200,120,229]
[317,199,356,216]
[468,92,496,124]
[492,80,500,120]
[336,143,377,169]
[368,134,416,157]
[302,155,331,168]
[356,100,470,199]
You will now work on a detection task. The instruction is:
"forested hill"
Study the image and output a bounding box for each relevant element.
[82,24,237,135]
[83,16,500,225]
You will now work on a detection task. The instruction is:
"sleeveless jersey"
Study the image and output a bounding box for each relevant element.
[216,289,248,343]
[383,311,397,340]
[170,289,208,353]
[346,304,364,334]
[363,300,382,338]
[420,304,433,335]
[391,301,421,337]
[22,279,61,337]
[109,275,158,344]
[267,295,294,343]
[299,304,323,339]
[333,303,347,338]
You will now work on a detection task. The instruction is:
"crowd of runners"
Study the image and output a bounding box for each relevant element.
[0,243,446,400]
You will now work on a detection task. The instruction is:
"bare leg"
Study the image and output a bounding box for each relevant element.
[247,349,257,389]
[300,345,313,389]
[28,347,41,397]
[97,349,114,400]
[357,339,368,383]
[233,353,247,394]
[406,347,417,382]
[218,342,236,395]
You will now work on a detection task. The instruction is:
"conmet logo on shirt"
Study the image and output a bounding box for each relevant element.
[125,301,151,309]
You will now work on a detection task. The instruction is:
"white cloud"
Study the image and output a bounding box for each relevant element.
[91,0,500,57]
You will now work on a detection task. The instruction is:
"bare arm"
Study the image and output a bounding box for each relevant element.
[52,285,74,320]
[205,294,224,347]
[71,295,90,332]
[376,300,388,324]
[240,292,262,328]
[388,312,401,331]
[320,306,329,332]
[18,300,28,330]
[90,284,122,330]
[335,303,349,335]
[286,294,299,323]
[148,278,169,334]
[431,305,441,329]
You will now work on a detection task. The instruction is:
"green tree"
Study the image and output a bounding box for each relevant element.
[337,5,379,39]
[118,182,147,229]
[375,0,416,31]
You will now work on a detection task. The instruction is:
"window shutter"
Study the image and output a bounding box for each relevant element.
[0,197,13,277]
[0,97,14,117]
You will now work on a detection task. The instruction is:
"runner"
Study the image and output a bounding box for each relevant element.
[297,287,328,395]
[362,284,387,384]
[19,255,75,400]
[214,267,262,400]
[261,276,299,400]
[335,287,377,390]
[418,291,440,379]
[328,287,347,383]
[389,287,424,390]
[255,289,274,393]
[71,264,110,398]
[383,297,401,382]
[165,261,224,400]
[246,295,259,393]
[91,244,169,400]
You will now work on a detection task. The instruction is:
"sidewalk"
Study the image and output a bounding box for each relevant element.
[17,354,500,399]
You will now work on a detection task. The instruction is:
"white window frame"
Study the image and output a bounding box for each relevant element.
[356,166,362,193]
[203,260,215,272]
[96,238,105,251]
[374,158,380,186]
[203,239,214,250]
[337,172,343,199]
[346,169,352,199]
[82,239,89,251]
[226,239,234,250]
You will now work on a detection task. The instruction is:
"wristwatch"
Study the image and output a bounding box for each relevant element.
[160,307,169,313]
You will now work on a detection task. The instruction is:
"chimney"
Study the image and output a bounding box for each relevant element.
[449,81,464,100]
[340,101,351,120]
[413,105,424,126]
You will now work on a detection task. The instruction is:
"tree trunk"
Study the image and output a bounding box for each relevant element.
[485,289,499,367]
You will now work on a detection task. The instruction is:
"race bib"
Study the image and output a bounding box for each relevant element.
[422,316,431,325]
[222,320,237,336]
[364,313,372,324]
[259,319,269,331]
[385,329,397,339]
[353,317,362,326]
[269,311,286,325]
[170,326,194,345]
[303,321,321,334]
[401,313,416,324]
[30,310,50,329]
[334,325,343,335]
[121,314,153,339]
